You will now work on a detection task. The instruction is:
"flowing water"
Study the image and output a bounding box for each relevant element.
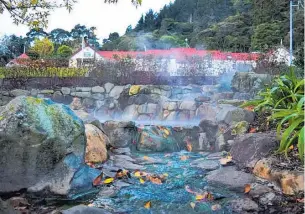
[91,151,239,214]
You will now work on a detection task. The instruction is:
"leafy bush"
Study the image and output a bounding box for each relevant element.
[241,69,304,160]
[0,67,88,78]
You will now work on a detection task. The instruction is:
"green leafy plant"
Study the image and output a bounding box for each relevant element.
[241,69,304,160]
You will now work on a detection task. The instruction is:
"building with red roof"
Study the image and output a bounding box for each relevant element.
[69,46,260,76]
[6,53,30,67]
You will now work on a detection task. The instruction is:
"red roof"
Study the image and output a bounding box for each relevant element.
[18,53,29,59]
[97,48,260,61]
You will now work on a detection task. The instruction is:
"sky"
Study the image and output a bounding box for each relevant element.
[0,0,172,40]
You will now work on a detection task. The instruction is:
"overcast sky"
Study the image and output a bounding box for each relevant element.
[0,0,172,40]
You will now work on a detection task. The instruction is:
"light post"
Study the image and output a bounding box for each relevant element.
[289,0,304,66]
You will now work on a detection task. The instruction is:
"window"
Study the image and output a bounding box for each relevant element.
[84,51,92,57]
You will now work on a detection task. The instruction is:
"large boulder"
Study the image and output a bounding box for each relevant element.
[0,96,100,197]
[206,166,256,192]
[85,124,108,163]
[231,72,272,96]
[102,121,136,148]
[216,104,254,124]
[230,132,278,168]
[136,125,181,152]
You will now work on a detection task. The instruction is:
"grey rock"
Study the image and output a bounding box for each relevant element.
[114,181,131,188]
[62,205,111,214]
[92,93,105,100]
[110,155,136,163]
[137,103,158,114]
[206,166,255,192]
[61,87,71,95]
[108,102,115,109]
[233,92,251,100]
[75,87,91,92]
[196,103,217,121]
[30,89,39,96]
[163,101,178,111]
[122,105,139,121]
[216,104,254,124]
[112,148,131,155]
[98,186,118,198]
[40,89,54,94]
[92,86,105,93]
[71,92,91,98]
[179,101,197,111]
[109,86,124,99]
[249,184,273,198]
[259,192,277,205]
[114,160,145,170]
[229,198,259,214]
[0,199,18,214]
[82,98,95,109]
[230,132,278,168]
[199,119,219,146]
[231,72,272,96]
[102,121,136,148]
[104,83,114,93]
[190,159,219,170]
[217,99,245,107]
[10,89,30,97]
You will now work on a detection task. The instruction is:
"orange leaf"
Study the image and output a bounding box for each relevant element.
[149,176,162,185]
[143,156,150,160]
[93,174,103,186]
[289,145,294,150]
[244,106,254,111]
[249,127,256,133]
[244,184,251,193]
[144,201,151,209]
[186,143,192,152]
[180,155,189,161]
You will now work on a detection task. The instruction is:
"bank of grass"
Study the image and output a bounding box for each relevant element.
[0,67,88,78]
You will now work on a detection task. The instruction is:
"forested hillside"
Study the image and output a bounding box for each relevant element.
[102,0,304,66]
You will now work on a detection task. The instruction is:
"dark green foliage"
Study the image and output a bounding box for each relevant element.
[241,69,305,160]
[57,45,73,58]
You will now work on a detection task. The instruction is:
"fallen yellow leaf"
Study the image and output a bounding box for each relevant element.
[219,155,233,165]
[140,178,145,184]
[144,201,151,209]
[163,173,169,177]
[289,145,294,150]
[190,202,196,209]
[244,184,251,193]
[103,177,114,184]
[195,194,204,200]
[163,128,170,136]
[143,156,150,160]
[134,171,141,177]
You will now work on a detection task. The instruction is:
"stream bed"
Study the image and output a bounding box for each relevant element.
[90,151,240,214]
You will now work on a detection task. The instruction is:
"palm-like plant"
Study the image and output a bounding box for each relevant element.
[241,69,304,160]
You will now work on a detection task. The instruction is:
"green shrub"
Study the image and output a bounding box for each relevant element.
[0,67,88,78]
[241,68,304,160]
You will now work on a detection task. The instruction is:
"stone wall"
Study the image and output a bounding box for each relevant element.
[0,83,240,123]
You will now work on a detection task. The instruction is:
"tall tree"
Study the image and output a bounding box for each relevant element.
[31,38,54,58]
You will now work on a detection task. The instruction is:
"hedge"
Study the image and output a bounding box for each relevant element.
[0,67,88,78]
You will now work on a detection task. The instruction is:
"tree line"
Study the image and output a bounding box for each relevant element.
[102,0,304,67]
